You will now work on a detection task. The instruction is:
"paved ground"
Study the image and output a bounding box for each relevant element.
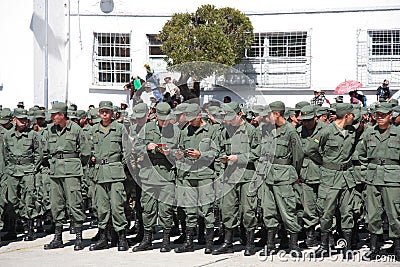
[1,226,399,267]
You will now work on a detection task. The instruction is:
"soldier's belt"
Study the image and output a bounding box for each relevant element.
[10,158,34,164]
[53,152,79,159]
[272,158,292,165]
[322,161,352,171]
[369,158,400,166]
[352,160,362,166]
[97,158,121,165]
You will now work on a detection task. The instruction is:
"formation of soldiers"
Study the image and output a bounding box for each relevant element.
[0,97,399,261]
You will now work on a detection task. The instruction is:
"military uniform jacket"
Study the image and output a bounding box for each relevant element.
[220,121,259,184]
[137,121,180,185]
[92,121,127,183]
[4,127,43,176]
[257,122,304,185]
[308,122,357,189]
[297,121,325,184]
[0,135,5,177]
[48,121,91,178]
[176,122,219,180]
[357,125,400,186]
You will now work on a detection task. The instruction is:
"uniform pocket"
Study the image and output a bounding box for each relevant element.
[383,165,400,183]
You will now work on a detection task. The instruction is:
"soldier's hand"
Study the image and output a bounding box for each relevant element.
[91,156,96,164]
[147,143,157,151]
[159,146,170,156]
[227,155,238,163]
[186,149,200,159]
[175,150,184,159]
[220,155,229,163]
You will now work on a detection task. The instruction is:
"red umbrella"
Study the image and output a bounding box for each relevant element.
[334,80,362,95]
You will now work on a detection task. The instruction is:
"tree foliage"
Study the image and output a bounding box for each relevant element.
[158,4,254,80]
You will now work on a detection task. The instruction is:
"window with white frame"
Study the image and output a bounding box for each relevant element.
[357,29,400,86]
[93,32,131,86]
[242,31,311,88]
[146,34,167,72]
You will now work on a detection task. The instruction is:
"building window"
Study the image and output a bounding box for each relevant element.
[146,34,167,72]
[357,29,400,86]
[93,32,131,86]
[242,31,311,88]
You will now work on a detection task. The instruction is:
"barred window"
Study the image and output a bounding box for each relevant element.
[243,31,311,88]
[93,32,131,86]
[370,30,400,56]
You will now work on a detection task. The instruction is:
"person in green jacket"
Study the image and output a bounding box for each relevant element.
[89,101,129,251]
[212,101,259,256]
[174,103,219,254]
[44,102,91,251]
[3,108,43,241]
[308,103,359,259]
[357,102,400,261]
[132,102,180,253]
[297,105,325,248]
[257,101,304,257]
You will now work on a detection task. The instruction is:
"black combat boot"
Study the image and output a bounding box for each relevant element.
[132,230,153,252]
[36,217,44,233]
[244,230,255,256]
[160,229,172,252]
[212,228,234,255]
[255,227,267,247]
[305,227,317,248]
[117,230,129,251]
[342,230,353,260]
[173,220,186,244]
[260,228,277,256]
[89,228,109,251]
[44,226,64,249]
[278,227,289,250]
[24,219,36,241]
[315,232,330,258]
[289,233,302,258]
[74,226,84,251]
[394,238,400,262]
[128,217,144,245]
[204,228,214,254]
[69,223,75,234]
[174,228,195,253]
[197,217,206,245]
[362,233,379,261]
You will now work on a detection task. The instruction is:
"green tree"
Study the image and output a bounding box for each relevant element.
[158,5,254,100]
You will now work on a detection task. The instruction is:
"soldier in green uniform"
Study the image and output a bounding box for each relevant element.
[174,103,219,254]
[308,103,358,258]
[44,102,91,251]
[392,106,400,127]
[256,101,304,257]
[132,102,180,253]
[212,101,259,256]
[0,126,5,235]
[297,105,325,248]
[89,101,129,251]
[3,108,43,241]
[126,103,148,244]
[357,103,400,261]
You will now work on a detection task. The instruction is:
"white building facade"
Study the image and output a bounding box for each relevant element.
[0,0,399,109]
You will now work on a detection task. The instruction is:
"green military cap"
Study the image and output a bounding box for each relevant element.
[269,101,285,112]
[392,106,400,118]
[156,102,171,120]
[260,105,271,117]
[34,109,46,119]
[0,108,12,124]
[361,107,368,115]
[49,102,68,114]
[14,108,29,119]
[329,103,337,113]
[68,110,78,120]
[352,106,361,121]
[17,101,24,107]
[295,101,310,111]
[99,100,114,110]
[375,102,392,114]
[68,104,77,111]
[89,108,101,124]
[222,101,241,121]
[132,103,148,119]
[207,105,220,116]
[76,110,87,119]
[299,105,315,120]
[252,105,265,116]
[172,102,190,115]
[335,103,354,117]
[185,103,201,121]
[284,107,296,120]
[316,106,329,117]
[389,98,398,107]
